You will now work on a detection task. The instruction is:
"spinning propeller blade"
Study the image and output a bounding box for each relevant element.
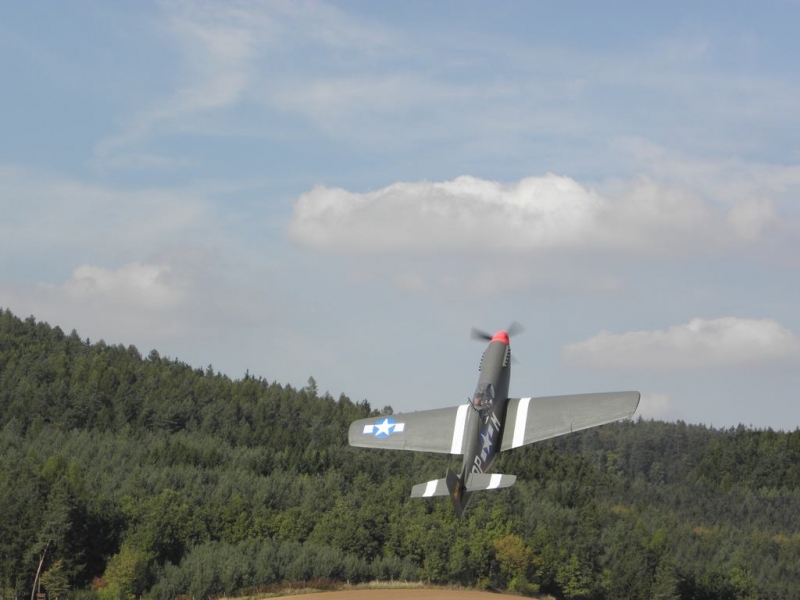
[506,321,525,338]
[471,322,525,342]
[470,328,493,342]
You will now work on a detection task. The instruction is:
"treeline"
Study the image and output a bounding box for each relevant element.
[1,309,800,600]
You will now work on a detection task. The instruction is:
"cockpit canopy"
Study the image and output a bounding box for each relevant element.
[471,382,495,412]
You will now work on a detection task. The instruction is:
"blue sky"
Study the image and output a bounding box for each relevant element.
[1,1,799,428]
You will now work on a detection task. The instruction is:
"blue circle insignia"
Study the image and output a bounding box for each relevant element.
[374,417,396,438]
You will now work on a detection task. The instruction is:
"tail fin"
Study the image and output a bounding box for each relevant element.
[445,468,472,518]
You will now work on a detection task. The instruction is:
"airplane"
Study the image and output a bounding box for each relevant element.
[348,325,640,517]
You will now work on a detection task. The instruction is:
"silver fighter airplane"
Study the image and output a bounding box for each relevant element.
[349,325,640,517]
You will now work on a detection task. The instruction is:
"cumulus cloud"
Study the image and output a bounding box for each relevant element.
[289,174,784,257]
[562,317,800,370]
[60,262,184,310]
[0,166,242,345]
[290,175,597,253]
[0,261,191,345]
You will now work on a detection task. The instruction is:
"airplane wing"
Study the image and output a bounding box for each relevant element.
[349,404,471,454]
[500,391,640,451]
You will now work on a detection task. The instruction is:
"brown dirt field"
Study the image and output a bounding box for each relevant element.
[296,591,502,600]
[285,590,553,600]
[228,583,557,600]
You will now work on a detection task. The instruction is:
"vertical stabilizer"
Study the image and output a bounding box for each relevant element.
[445,468,472,518]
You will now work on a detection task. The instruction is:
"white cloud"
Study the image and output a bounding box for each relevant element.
[266,74,466,129]
[79,1,800,172]
[290,175,597,253]
[93,5,255,166]
[0,262,190,345]
[562,317,800,370]
[266,0,397,52]
[0,165,215,267]
[60,262,184,310]
[92,0,398,167]
[288,174,786,257]
[616,138,800,205]
[637,393,675,420]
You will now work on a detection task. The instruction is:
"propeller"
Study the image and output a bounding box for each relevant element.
[506,321,525,338]
[470,327,493,342]
[470,321,525,342]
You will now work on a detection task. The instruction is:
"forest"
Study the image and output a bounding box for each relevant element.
[1,308,799,600]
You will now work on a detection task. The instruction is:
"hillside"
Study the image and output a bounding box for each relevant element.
[1,308,799,600]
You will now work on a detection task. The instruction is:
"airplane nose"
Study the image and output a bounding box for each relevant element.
[491,331,509,344]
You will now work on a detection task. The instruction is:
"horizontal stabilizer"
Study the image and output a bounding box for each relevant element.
[410,478,450,498]
[466,473,516,492]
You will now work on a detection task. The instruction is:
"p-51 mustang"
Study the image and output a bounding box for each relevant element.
[349,325,640,517]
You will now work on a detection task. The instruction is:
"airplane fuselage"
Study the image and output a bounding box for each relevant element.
[457,331,512,498]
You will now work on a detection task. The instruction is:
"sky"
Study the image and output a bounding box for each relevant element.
[1,1,799,429]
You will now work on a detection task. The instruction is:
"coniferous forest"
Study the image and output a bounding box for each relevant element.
[1,309,799,600]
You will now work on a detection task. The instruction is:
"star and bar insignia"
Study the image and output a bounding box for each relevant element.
[363,417,405,438]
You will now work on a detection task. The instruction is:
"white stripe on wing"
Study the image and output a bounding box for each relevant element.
[512,397,531,448]
[450,404,469,454]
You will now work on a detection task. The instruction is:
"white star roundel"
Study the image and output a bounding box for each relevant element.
[362,417,405,438]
